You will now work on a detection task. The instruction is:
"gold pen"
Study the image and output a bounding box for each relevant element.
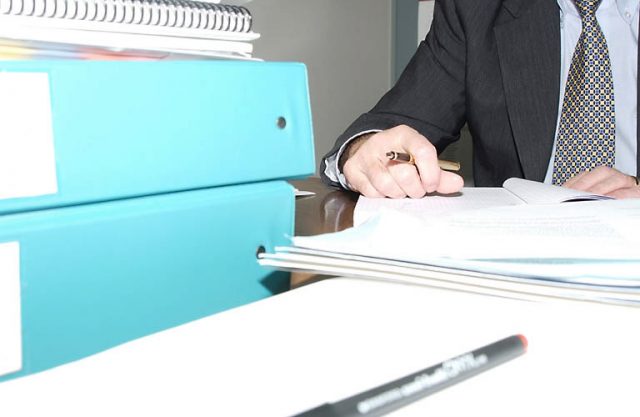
[386,151,461,172]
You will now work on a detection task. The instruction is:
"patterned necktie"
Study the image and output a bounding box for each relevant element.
[552,0,615,185]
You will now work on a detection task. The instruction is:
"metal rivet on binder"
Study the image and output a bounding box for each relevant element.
[277,117,287,129]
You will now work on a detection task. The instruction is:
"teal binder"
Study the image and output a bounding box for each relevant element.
[0,180,293,382]
[0,60,314,214]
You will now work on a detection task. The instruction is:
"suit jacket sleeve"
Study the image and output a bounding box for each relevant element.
[320,0,469,186]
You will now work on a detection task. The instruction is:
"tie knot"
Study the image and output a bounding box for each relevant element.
[573,0,601,18]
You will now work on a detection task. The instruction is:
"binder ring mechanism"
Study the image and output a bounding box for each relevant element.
[256,245,266,259]
[0,1,253,33]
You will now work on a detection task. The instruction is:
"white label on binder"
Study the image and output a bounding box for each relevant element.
[0,241,22,377]
[0,72,58,200]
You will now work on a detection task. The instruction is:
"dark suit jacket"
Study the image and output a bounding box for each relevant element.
[321,0,639,187]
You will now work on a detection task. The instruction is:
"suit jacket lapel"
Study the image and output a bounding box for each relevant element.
[495,0,560,181]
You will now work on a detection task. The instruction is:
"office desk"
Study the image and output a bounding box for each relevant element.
[289,177,356,287]
[0,277,637,417]
[290,177,356,236]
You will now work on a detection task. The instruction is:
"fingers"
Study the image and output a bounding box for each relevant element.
[386,162,429,198]
[391,126,464,195]
[563,166,637,195]
[344,167,385,198]
[344,155,424,199]
[437,171,465,194]
[342,125,464,198]
[403,133,441,192]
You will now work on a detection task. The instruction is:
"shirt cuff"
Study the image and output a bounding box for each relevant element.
[323,129,382,190]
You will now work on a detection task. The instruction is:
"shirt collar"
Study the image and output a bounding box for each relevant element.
[557,0,640,21]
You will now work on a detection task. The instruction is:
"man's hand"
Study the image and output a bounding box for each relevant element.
[341,125,464,198]
[563,166,640,199]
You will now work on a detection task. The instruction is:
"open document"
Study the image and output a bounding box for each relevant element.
[260,185,640,306]
[354,178,611,225]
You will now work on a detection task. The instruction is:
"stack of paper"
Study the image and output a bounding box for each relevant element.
[260,179,640,306]
[0,0,259,59]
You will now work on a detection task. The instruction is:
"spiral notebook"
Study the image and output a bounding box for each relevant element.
[0,0,259,58]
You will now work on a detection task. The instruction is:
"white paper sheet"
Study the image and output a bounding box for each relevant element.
[354,179,610,226]
[0,72,58,200]
[502,178,609,204]
[0,278,638,417]
[301,199,640,263]
[0,241,22,377]
[354,187,521,226]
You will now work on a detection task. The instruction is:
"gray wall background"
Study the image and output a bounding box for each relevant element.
[250,0,394,174]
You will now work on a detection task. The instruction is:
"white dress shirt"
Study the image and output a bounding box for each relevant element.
[544,0,639,182]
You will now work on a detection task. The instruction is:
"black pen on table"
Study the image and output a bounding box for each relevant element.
[291,334,528,417]
[386,151,461,172]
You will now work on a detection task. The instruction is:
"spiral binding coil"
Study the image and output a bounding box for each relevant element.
[0,0,252,32]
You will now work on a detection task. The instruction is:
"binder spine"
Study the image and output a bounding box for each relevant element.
[0,0,252,32]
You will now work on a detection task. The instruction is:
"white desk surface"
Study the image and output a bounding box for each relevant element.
[0,277,639,417]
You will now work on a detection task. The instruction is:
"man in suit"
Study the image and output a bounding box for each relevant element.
[321,0,639,199]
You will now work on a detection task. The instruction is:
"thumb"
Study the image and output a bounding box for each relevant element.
[436,171,464,194]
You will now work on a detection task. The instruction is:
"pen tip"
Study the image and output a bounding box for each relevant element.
[517,334,528,350]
